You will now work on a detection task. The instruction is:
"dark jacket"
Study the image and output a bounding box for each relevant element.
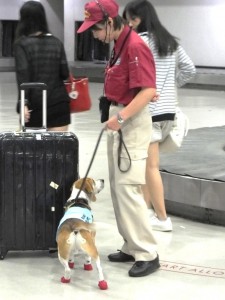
[14,34,70,112]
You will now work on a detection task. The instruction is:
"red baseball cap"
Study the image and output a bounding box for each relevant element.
[77,0,119,33]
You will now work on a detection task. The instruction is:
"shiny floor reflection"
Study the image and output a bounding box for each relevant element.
[0,72,225,300]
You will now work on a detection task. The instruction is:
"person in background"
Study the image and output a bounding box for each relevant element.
[123,0,196,231]
[78,0,160,277]
[14,0,70,131]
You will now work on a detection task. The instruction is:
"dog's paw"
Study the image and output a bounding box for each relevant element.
[69,262,74,269]
[61,277,71,283]
[84,263,93,271]
[98,280,108,290]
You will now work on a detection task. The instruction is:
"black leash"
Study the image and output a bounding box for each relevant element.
[74,127,106,201]
[74,127,131,202]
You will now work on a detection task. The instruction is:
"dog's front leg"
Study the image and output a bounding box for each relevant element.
[84,254,93,271]
[68,242,77,269]
[68,257,75,269]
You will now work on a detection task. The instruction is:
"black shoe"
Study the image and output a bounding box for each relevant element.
[108,251,135,262]
[128,255,160,277]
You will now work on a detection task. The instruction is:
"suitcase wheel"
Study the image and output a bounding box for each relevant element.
[0,249,8,260]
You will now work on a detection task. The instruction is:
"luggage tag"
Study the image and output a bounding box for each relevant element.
[69,90,79,99]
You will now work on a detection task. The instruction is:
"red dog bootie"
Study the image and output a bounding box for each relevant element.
[98,280,108,290]
[61,277,70,283]
[84,263,93,271]
[68,262,74,269]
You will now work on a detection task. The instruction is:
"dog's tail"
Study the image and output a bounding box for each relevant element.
[71,220,96,234]
[58,220,96,245]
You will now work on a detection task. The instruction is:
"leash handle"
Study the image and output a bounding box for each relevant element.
[118,129,132,173]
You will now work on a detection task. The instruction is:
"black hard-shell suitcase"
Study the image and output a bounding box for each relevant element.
[0,83,79,259]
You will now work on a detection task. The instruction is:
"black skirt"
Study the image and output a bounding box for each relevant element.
[25,101,71,128]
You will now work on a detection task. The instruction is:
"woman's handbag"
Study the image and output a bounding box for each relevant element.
[64,74,91,113]
[159,107,189,153]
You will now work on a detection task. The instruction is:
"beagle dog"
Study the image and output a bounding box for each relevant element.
[56,178,108,290]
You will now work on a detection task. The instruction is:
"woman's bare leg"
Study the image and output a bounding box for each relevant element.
[48,125,69,132]
[143,142,167,220]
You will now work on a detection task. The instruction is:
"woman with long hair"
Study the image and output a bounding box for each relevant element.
[123,0,196,231]
[14,0,70,131]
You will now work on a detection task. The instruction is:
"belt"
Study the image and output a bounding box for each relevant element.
[111,101,126,107]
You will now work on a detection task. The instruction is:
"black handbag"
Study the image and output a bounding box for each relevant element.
[99,96,111,123]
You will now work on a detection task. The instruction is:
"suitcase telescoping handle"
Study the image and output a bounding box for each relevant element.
[20,82,47,132]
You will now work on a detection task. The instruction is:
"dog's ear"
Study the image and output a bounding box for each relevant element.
[84,178,94,193]
[74,178,83,190]
[75,178,96,201]
[85,178,96,202]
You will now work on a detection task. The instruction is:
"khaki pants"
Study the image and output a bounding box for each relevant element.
[107,105,157,261]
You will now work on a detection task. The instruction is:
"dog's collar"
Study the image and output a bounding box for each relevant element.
[71,198,91,210]
[64,188,92,210]
[64,197,91,211]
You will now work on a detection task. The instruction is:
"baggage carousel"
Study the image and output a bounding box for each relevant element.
[160,126,225,226]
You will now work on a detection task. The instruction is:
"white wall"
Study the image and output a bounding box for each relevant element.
[0,0,24,19]
[64,0,225,67]
[150,0,225,67]
[0,0,224,67]
[64,0,87,62]
[43,0,64,42]
[0,0,64,41]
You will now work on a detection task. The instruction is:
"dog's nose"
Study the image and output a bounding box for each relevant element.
[99,179,105,186]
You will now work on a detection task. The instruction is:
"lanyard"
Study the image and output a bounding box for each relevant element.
[103,27,132,95]
[108,27,132,68]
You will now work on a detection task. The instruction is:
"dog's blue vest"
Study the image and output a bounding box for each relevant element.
[58,207,93,229]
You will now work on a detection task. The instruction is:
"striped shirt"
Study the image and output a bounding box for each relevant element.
[139,32,196,122]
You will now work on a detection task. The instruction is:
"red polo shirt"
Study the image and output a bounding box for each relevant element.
[104,25,156,105]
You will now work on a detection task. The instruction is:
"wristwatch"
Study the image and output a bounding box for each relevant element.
[117,112,124,124]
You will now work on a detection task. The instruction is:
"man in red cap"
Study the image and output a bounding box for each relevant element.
[78,0,160,278]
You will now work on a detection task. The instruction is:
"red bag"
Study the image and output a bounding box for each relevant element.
[64,74,91,113]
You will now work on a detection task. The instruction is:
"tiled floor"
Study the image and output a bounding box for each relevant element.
[0,72,225,300]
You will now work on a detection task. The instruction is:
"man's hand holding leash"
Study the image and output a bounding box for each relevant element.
[106,90,158,131]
